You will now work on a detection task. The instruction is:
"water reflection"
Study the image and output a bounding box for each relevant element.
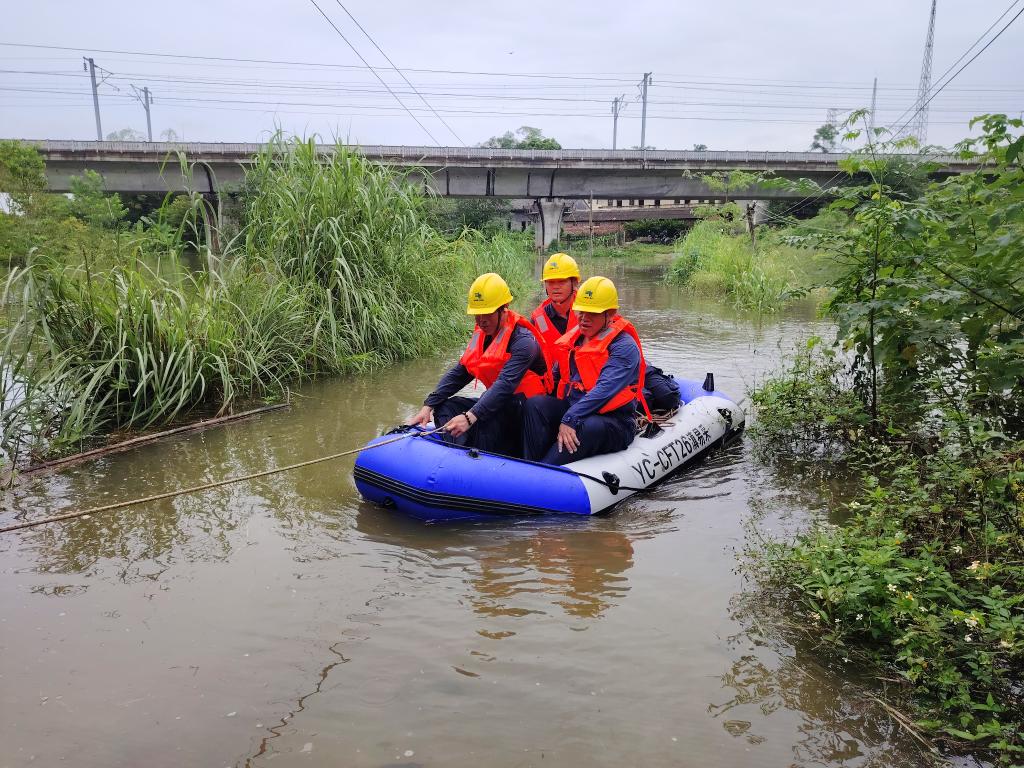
[356,507,637,622]
[712,594,944,768]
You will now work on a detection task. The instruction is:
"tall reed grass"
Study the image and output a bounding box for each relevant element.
[667,220,823,312]
[0,135,534,462]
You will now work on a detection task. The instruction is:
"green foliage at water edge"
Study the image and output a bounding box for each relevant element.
[666,219,828,313]
[748,114,1024,763]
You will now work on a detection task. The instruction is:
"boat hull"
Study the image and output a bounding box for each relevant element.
[354,380,744,522]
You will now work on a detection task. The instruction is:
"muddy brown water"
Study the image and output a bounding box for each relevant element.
[1,264,935,767]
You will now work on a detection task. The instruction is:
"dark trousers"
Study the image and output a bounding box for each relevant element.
[433,395,524,457]
[522,395,636,466]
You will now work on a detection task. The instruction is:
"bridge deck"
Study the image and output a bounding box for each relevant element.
[30,140,972,172]
[22,140,978,200]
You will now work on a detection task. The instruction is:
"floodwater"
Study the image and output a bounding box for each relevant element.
[1,263,933,767]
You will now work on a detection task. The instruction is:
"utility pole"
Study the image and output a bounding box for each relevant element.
[132,85,154,141]
[611,95,626,150]
[83,57,102,140]
[639,72,652,151]
[869,77,878,134]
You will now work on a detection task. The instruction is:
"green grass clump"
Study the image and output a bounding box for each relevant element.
[667,220,826,312]
[0,135,534,461]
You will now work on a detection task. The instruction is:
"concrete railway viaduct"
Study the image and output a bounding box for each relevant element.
[29,141,975,248]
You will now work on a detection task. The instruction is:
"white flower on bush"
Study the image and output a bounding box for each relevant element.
[964,634,973,642]
[964,614,980,629]
[1000,639,1012,649]
[952,545,963,554]
[856,613,864,621]
[887,584,898,593]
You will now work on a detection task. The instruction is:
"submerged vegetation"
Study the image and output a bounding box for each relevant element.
[0,136,534,464]
[749,114,1024,762]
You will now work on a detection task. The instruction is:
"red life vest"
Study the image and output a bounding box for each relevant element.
[530,299,578,354]
[554,315,652,418]
[459,309,552,398]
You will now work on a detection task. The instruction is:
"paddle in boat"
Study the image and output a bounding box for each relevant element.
[353,374,744,522]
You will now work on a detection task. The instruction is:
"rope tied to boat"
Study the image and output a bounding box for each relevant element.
[0,426,445,534]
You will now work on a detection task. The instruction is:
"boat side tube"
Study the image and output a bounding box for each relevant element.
[566,395,743,514]
[354,429,593,521]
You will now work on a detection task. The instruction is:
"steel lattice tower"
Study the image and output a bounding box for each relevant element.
[909,0,938,145]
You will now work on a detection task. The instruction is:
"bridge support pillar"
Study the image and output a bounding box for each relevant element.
[534,199,564,252]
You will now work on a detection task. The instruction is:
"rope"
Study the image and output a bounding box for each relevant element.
[0,427,443,534]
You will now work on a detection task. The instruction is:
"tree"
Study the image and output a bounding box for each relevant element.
[159,129,180,142]
[0,140,47,212]
[693,143,708,151]
[68,170,128,228]
[480,126,561,149]
[423,198,510,235]
[105,128,146,142]
[810,124,838,153]
[631,144,656,150]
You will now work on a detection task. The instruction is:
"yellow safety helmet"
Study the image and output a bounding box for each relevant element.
[572,276,618,313]
[466,272,513,315]
[542,252,581,281]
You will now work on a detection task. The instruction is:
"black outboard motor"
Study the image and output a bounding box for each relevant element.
[702,372,715,392]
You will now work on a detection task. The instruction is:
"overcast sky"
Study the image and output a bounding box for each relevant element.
[2,1,1022,151]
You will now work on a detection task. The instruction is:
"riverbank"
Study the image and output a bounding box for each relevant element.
[0,136,535,465]
[744,115,1024,763]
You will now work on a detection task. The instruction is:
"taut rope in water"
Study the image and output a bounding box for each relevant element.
[0,427,444,534]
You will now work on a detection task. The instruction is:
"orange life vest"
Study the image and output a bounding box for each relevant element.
[459,309,552,398]
[554,315,652,418]
[530,299,578,353]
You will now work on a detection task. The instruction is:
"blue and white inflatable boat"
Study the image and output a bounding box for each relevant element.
[354,378,744,522]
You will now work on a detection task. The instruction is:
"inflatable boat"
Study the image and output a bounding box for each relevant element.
[354,377,744,522]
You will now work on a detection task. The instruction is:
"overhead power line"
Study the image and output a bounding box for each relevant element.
[0,87,985,126]
[331,0,464,145]
[0,40,638,83]
[304,0,440,144]
[7,40,1013,91]
[772,0,1024,220]
[9,69,1013,114]
[892,0,1024,139]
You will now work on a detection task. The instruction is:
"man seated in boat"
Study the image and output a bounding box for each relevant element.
[523,276,651,465]
[407,272,551,457]
[530,252,579,356]
[533,253,680,417]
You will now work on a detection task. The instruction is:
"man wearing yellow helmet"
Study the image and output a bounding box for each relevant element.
[530,252,580,356]
[408,273,551,456]
[534,252,679,417]
[523,276,652,465]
